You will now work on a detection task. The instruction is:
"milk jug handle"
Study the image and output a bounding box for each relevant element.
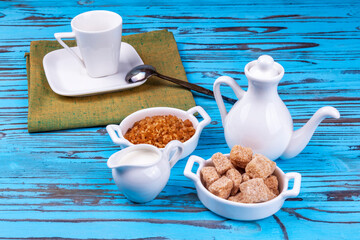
[213,76,245,125]
[164,140,184,168]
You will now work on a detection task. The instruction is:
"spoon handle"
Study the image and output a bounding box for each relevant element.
[155,72,237,104]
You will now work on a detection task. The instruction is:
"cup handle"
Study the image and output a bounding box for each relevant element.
[54,32,85,68]
[213,76,245,125]
[106,124,130,148]
[187,106,211,133]
[183,155,205,183]
[281,172,302,199]
[163,140,184,168]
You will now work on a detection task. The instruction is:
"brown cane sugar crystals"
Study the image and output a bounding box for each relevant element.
[201,145,280,204]
[124,115,195,148]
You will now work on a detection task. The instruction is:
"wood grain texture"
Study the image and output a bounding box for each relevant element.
[0,0,359,239]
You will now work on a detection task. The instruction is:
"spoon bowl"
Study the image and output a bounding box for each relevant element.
[125,65,156,83]
[126,64,237,104]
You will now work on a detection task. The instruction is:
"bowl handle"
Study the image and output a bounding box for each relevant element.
[184,155,205,183]
[106,124,130,148]
[281,172,302,199]
[187,106,211,131]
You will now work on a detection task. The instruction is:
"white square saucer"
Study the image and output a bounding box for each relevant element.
[43,42,145,97]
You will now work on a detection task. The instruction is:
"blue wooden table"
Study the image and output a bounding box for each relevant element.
[1,0,359,239]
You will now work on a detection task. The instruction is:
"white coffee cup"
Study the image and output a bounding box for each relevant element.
[54,10,122,78]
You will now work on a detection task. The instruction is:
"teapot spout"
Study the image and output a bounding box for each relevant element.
[281,106,340,159]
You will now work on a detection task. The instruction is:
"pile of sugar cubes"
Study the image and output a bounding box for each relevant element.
[200,145,279,203]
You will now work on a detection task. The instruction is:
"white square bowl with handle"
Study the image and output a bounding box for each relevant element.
[184,154,301,221]
[106,106,211,159]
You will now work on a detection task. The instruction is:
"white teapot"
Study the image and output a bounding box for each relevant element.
[213,55,340,160]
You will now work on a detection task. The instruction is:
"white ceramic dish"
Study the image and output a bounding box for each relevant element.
[43,42,144,97]
[106,106,211,159]
[184,154,301,221]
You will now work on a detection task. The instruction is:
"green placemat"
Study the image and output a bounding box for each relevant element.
[26,30,195,132]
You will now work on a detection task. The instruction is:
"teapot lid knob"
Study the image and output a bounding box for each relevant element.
[249,55,279,79]
[258,55,274,70]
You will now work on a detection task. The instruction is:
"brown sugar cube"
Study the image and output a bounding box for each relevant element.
[230,145,253,168]
[211,152,233,175]
[242,173,251,182]
[239,178,276,203]
[200,166,220,188]
[208,176,233,199]
[228,192,244,203]
[226,168,242,196]
[228,192,253,203]
[245,154,276,179]
[264,175,280,195]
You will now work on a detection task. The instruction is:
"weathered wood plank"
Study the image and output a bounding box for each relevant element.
[0,0,359,239]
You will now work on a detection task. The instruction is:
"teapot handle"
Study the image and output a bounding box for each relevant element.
[213,76,245,125]
[163,140,184,168]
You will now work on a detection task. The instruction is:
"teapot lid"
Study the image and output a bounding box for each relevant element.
[248,55,279,79]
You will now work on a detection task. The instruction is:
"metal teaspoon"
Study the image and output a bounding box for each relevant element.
[125,64,237,104]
